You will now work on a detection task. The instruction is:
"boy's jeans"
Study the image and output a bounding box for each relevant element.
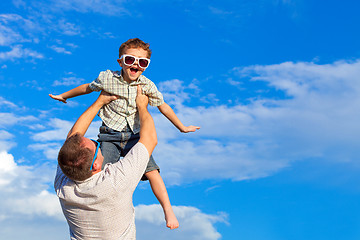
[97,123,159,180]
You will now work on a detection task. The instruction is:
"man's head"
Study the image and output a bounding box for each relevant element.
[58,134,103,181]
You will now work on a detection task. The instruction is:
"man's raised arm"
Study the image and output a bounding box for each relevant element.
[67,91,119,139]
[136,85,157,156]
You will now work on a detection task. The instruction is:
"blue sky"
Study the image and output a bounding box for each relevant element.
[1,0,360,239]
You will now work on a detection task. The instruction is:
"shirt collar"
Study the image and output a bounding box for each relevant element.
[115,70,145,86]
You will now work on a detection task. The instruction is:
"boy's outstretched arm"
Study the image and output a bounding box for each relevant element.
[49,83,93,103]
[158,103,200,133]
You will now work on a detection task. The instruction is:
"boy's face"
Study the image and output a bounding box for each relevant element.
[117,47,150,83]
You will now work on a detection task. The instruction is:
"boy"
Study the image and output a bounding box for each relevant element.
[50,38,200,230]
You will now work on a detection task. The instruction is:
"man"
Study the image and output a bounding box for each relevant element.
[54,86,157,239]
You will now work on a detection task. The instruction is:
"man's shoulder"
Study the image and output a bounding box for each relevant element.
[125,142,148,158]
[104,142,149,185]
[113,142,149,166]
[54,165,71,191]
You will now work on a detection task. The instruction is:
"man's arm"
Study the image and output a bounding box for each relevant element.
[67,91,119,138]
[158,103,200,133]
[137,85,157,156]
[49,83,93,103]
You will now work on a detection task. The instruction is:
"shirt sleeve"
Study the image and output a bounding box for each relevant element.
[54,165,68,192]
[88,71,106,92]
[111,142,150,190]
[144,80,165,107]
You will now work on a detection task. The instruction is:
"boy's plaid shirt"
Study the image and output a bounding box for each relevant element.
[89,70,164,133]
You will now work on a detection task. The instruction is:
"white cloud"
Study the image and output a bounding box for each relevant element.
[155,137,288,185]
[11,190,62,219]
[52,76,85,86]
[152,59,360,184]
[0,13,78,62]
[0,130,16,152]
[208,6,232,16]
[56,19,81,36]
[0,96,19,109]
[0,45,44,61]
[49,0,129,16]
[0,151,17,186]
[0,1,129,64]
[136,204,228,240]
[232,60,360,158]
[31,118,101,142]
[0,14,42,47]
[0,112,37,128]
[19,79,46,91]
[158,79,192,107]
[0,130,14,140]
[66,42,78,48]
[0,151,63,220]
[27,123,47,130]
[28,142,62,160]
[0,24,23,46]
[0,14,39,31]
[200,93,220,104]
[49,45,72,54]
[159,79,186,93]
[31,118,73,142]
[227,77,244,88]
[237,60,360,97]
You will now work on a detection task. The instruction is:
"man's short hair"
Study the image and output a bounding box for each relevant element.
[119,38,152,58]
[58,133,93,181]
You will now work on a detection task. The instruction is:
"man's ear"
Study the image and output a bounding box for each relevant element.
[92,158,102,172]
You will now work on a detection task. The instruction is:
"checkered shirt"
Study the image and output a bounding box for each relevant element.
[89,70,164,133]
[54,142,150,240]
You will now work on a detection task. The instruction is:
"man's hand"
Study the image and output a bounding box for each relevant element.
[96,91,120,106]
[136,85,149,110]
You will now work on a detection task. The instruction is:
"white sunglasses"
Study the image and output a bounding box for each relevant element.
[120,54,151,68]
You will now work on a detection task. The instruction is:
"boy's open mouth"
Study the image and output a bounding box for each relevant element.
[130,67,139,74]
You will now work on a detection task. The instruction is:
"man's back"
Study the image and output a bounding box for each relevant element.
[55,143,149,240]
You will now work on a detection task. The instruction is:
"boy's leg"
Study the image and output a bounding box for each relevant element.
[123,132,179,229]
[122,132,159,180]
[100,141,121,168]
[145,170,179,230]
[97,124,122,169]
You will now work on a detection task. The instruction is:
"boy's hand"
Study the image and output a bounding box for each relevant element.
[49,94,67,103]
[181,125,200,133]
[136,85,149,109]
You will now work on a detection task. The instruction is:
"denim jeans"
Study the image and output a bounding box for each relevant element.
[97,123,159,180]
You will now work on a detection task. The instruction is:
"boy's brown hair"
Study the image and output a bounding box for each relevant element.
[58,133,93,181]
[119,38,152,58]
